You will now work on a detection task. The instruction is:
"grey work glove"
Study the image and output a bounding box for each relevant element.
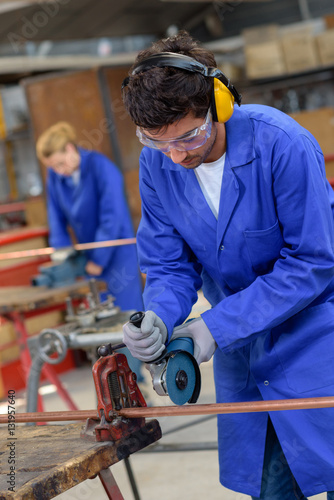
[122,311,168,362]
[171,317,217,365]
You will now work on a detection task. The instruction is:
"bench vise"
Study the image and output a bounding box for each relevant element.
[81,344,156,444]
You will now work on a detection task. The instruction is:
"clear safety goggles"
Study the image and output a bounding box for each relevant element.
[136,108,212,153]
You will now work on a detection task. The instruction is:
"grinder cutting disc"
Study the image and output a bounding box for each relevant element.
[165,351,201,405]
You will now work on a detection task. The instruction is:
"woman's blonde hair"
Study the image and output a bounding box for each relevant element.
[36,121,77,160]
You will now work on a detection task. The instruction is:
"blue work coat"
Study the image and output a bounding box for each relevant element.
[47,148,143,311]
[137,104,334,496]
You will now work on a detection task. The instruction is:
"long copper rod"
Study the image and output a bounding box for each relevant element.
[0,238,137,261]
[0,410,97,423]
[2,396,334,423]
[120,396,334,418]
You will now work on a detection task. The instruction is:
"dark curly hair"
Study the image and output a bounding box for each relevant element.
[121,31,217,132]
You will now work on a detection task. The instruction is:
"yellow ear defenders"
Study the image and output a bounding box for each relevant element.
[122,52,242,123]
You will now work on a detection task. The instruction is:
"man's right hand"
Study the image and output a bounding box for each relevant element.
[122,311,168,362]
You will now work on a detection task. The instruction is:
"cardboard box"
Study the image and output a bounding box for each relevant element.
[316,29,334,66]
[281,31,319,73]
[244,41,286,80]
[289,107,334,178]
[324,13,334,30]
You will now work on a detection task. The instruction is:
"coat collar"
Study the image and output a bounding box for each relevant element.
[77,147,89,177]
[225,104,256,168]
[166,106,256,239]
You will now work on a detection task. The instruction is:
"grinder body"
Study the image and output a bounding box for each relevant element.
[129,312,201,406]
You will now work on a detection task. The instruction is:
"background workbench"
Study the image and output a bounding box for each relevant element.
[0,280,105,406]
[0,281,103,314]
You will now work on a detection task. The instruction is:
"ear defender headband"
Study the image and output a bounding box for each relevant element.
[122,52,242,123]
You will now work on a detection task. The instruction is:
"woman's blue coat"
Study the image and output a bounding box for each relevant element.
[136,104,334,497]
[47,148,143,311]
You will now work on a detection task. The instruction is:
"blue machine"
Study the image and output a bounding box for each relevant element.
[31,252,87,288]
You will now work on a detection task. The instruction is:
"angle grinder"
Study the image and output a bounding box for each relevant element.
[130,311,201,406]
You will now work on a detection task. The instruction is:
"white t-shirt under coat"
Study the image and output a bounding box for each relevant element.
[194,153,226,219]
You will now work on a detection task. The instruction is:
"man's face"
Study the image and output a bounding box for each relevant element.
[43,143,80,176]
[140,111,226,169]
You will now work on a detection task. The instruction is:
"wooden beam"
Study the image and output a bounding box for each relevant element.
[0,54,137,75]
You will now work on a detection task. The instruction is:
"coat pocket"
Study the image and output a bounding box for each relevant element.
[273,302,334,394]
[243,220,283,275]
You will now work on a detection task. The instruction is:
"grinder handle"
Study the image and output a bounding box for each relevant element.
[129,311,145,328]
[129,311,168,363]
[96,311,147,357]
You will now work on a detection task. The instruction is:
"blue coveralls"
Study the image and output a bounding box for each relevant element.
[136,104,334,497]
[46,147,143,312]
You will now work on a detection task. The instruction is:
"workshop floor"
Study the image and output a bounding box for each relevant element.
[6,293,328,500]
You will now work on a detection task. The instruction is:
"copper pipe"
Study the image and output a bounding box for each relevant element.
[119,396,334,418]
[0,238,137,261]
[0,410,97,423]
[2,396,334,423]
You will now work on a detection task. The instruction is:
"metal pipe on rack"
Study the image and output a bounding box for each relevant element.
[0,237,137,261]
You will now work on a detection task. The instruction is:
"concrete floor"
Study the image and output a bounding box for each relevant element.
[3,293,328,500]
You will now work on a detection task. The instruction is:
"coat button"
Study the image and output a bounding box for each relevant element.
[220,245,224,250]
[264,380,269,386]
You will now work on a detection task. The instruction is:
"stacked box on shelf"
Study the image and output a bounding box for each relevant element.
[244,42,286,80]
[316,29,334,67]
[243,24,286,80]
[280,26,320,74]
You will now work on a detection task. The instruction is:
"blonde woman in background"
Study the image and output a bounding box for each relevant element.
[37,122,144,381]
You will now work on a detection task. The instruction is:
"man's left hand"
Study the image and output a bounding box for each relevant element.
[85,261,103,276]
[171,317,217,365]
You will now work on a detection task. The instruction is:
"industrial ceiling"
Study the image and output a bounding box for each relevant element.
[0,0,224,42]
[0,0,333,81]
[1,0,332,45]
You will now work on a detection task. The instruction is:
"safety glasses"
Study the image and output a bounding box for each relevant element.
[136,108,212,153]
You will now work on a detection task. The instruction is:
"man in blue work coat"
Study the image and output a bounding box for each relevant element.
[121,32,334,498]
[36,121,144,380]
